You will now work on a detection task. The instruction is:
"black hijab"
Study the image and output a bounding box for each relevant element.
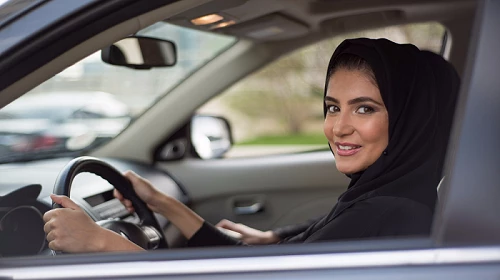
[324,38,460,220]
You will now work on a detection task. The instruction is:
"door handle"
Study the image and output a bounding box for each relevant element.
[234,202,263,215]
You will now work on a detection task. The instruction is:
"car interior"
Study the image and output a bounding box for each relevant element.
[0,0,478,258]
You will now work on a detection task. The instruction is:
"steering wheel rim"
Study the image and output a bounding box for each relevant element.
[52,156,168,252]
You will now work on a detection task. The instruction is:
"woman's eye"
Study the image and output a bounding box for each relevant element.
[327,105,340,113]
[356,106,375,114]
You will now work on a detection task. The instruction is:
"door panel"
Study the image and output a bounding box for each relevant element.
[160,151,349,231]
[192,189,340,230]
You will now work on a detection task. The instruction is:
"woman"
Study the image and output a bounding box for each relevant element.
[216,42,461,245]
[43,38,460,252]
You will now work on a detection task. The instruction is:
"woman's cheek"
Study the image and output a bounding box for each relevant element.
[367,116,388,140]
[357,115,389,152]
[323,117,334,139]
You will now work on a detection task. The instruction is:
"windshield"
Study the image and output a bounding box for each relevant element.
[0,22,236,162]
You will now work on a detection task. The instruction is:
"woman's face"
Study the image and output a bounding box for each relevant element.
[324,69,389,174]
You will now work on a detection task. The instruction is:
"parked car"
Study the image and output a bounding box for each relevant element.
[0,0,499,279]
[0,91,131,161]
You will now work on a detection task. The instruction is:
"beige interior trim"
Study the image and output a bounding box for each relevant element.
[159,150,348,201]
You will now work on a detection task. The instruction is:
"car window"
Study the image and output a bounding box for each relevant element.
[197,22,446,158]
[0,22,236,163]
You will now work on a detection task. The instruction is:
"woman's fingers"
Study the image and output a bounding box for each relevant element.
[43,218,55,233]
[216,219,247,234]
[216,219,235,229]
[43,200,106,253]
[215,219,279,244]
[46,229,57,242]
[50,195,79,210]
[113,189,124,201]
[122,198,133,213]
[48,240,61,251]
[122,199,132,208]
[113,189,135,213]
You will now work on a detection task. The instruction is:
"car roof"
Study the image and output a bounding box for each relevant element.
[168,0,475,43]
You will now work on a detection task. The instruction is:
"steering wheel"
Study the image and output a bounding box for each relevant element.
[52,156,168,253]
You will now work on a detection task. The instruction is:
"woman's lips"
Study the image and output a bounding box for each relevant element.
[335,142,362,156]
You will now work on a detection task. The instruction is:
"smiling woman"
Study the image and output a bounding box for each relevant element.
[0,0,499,278]
[189,39,460,246]
[197,22,445,159]
[324,56,389,174]
[41,38,461,252]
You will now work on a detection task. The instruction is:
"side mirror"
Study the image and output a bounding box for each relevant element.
[101,36,176,69]
[191,115,232,159]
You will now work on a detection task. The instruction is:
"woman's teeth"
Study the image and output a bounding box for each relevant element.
[339,145,359,150]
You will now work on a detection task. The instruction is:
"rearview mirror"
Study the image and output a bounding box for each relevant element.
[191,115,233,159]
[101,36,176,69]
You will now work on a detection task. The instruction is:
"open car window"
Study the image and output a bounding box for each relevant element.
[0,21,236,163]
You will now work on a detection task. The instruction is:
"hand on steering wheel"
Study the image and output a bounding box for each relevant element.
[114,170,163,214]
[44,156,168,254]
[43,195,109,252]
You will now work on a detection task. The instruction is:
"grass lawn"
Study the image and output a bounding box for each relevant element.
[236,134,327,145]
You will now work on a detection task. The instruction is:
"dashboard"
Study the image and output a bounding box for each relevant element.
[0,157,187,257]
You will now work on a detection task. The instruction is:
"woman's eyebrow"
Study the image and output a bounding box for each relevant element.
[324,96,383,106]
[324,96,339,103]
[348,97,383,106]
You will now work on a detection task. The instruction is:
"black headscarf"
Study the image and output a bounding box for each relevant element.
[323,38,460,220]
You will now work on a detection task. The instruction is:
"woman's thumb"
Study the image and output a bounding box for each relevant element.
[50,194,79,210]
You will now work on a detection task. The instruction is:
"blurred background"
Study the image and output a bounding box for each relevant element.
[198,22,445,157]
[0,21,444,160]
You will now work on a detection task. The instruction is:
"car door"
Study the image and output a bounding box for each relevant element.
[162,150,346,232]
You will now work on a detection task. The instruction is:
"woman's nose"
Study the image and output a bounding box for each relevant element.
[333,112,354,137]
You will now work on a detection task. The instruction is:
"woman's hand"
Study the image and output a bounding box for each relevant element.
[115,170,204,239]
[216,219,280,245]
[114,170,164,213]
[43,195,143,253]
